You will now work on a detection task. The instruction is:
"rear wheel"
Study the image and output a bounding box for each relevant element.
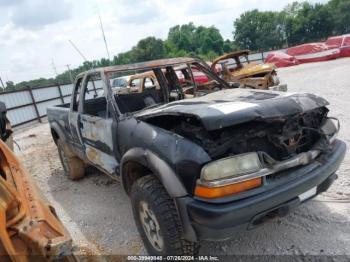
[57,139,85,180]
[131,175,200,255]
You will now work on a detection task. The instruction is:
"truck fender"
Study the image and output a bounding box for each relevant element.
[50,122,75,157]
[120,148,187,198]
[50,122,66,142]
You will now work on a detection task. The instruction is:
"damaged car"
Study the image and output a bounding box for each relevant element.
[47,57,346,255]
[211,50,287,91]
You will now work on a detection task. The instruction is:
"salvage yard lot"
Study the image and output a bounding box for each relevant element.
[14,57,350,257]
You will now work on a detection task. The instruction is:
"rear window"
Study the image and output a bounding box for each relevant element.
[107,69,164,114]
[112,78,128,88]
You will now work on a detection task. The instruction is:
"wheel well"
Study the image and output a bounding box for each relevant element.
[122,161,152,195]
[51,128,59,144]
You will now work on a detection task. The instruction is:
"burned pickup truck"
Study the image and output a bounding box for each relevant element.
[47,57,346,255]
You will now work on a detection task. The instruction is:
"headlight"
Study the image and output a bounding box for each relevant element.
[201,152,262,181]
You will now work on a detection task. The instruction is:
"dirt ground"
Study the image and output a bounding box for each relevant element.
[13,57,350,257]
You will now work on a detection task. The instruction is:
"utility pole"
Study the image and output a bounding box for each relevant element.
[51,58,58,76]
[66,64,74,83]
[98,13,111,60]
[0,76,5,90]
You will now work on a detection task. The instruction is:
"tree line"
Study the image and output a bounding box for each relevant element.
[234,0,349,50]
[4,0,349,91]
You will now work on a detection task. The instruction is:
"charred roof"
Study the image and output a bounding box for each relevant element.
[212,50,250,65]
[79,57,201,77]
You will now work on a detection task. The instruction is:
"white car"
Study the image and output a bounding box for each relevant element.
[110,75,131,88]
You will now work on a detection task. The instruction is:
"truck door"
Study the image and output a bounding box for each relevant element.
[78,72,119,175]
[68,76,85,158]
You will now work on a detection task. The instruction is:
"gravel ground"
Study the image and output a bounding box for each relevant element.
[13,57,350,258]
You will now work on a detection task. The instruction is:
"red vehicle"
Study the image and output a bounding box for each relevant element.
[287,43,340,63]
[264,51,299,68]
[176,66,209,84]
[326,34,350,57]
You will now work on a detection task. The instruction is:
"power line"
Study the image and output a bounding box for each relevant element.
[69,40,89,62]
[98,13,111,60]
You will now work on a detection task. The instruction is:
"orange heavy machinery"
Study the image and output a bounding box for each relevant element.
[0,101,76,261]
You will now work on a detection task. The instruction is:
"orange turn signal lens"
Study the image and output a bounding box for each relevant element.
[194,178,262,199]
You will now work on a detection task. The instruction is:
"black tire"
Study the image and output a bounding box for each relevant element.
[131,175,200,255]
[57,139,85,180]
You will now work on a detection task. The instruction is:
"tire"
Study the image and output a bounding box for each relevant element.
[57,139,85,180]
[131,175,200,255]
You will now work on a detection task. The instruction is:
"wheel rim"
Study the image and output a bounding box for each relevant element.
[139,200,164,251]
[58,146,70,174]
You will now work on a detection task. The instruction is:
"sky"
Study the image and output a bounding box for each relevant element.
[0,0,328,84]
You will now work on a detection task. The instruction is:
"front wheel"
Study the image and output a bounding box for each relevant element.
[131,175,200,255]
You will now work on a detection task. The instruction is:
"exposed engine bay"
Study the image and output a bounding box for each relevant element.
[144,107,330,161]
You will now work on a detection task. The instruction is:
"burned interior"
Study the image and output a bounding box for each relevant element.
[105,59,230,115]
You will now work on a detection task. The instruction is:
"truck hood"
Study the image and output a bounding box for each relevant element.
[233,62,275,78]
[135,89,329,131]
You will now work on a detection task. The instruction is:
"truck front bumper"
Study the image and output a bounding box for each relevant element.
[176,139,346,241]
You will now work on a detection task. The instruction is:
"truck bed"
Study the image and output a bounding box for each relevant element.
[47,105,71,140]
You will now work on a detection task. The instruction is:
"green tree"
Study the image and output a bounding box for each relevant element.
[193,26,224,54]
[167,23,196,53]
[132,37,165,62]
[223,40,238,53]
[167,23,225,57]
[283,2,333,46]
[98,58,111,67]
[112,50,135,65]
[309,4,334,40]
[328,0,350,34]
[5,81,15,91]
[234,1,339,50]
[233,10,285,50]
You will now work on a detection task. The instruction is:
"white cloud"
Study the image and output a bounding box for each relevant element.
[0,0,24,7]
[0,23,38,47]
[185,0,224,15]
[117,1,163,24]
[7,0,71,30]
